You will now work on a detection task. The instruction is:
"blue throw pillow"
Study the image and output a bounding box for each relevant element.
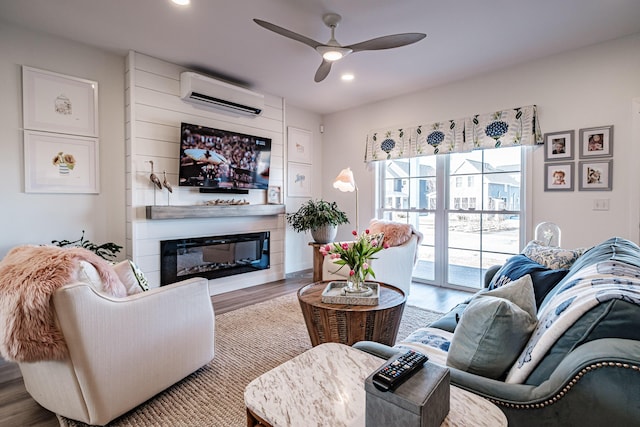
[489,254,569,308]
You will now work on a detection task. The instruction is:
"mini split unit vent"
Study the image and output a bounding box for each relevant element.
[179,72,265,117]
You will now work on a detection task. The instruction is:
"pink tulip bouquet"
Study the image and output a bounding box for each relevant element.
[320,229,388,291]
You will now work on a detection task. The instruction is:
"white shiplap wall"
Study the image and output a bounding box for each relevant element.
[125,51,285,295]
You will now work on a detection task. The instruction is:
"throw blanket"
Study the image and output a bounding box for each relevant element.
[368,219,424,263]
[396,327,453,367]
[0,245,125,362]
[505,260,640,383]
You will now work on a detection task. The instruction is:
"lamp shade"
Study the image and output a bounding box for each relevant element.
[333,167,356,192]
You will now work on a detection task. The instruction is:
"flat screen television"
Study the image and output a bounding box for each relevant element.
[179,122,271,191]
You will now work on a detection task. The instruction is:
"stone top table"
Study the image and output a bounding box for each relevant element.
[244,342,507,427]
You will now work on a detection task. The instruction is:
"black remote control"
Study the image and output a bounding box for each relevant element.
[372,350,429,392]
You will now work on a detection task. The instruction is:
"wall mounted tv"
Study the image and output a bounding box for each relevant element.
[179,122,271,193]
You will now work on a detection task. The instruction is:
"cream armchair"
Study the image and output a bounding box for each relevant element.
[322,233,420,295]
[18,277,215,426]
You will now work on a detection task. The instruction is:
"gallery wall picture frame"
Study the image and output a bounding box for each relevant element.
[287,126,312,164]
[579,125,613,158]
[24,130,100,194]
[578,160,613,191]
[544,130,574,161]
[287,162,312,197]
[22,66,99,137]
[544,162,574,192]
[267,186,282,204]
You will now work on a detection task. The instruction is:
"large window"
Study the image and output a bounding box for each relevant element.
[377,146,525,290]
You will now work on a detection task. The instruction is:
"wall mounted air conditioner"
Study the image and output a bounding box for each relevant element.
[180,71,264,117]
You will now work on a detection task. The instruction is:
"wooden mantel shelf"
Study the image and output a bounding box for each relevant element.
[146,204,285,220]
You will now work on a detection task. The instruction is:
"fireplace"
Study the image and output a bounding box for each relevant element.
[160,232,270,285]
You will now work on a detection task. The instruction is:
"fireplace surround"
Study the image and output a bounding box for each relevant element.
[160,232,270,285]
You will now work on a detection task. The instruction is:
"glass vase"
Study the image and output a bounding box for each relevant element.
[344,275,370,295]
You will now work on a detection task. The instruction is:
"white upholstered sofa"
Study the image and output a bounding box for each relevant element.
[322,224,421,296]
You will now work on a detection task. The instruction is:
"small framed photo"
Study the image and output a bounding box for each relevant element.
[24,130,100,193]
[267,186,281,204]
[287,162,312,197]
[287,127,312,164]
[544,130,574,161]
[579,160,612,191]
[579,125,613,158]
[544,163,574,191]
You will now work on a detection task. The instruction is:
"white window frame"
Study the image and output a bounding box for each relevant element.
[375,147,532,290]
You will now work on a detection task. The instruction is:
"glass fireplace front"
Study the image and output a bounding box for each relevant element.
[160,232,270,285]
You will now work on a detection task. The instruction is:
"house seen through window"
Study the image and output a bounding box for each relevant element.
[377,146,524,290]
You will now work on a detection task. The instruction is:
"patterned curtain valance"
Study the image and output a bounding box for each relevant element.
[364,105,542,163]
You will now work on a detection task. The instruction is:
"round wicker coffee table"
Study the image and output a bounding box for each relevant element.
[297,281,406,346]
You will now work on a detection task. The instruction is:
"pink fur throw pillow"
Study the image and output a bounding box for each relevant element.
[369,219,413,247]
[0,245,126,362]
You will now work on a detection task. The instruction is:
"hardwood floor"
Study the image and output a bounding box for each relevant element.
[407,281,473,313]
[0,271,472,426]
[211,269,312,315]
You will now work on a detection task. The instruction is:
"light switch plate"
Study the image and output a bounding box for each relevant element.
[593,199,610,211]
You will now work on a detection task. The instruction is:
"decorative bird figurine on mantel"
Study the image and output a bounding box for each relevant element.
[162,171,173,193]
[149,160,162,190]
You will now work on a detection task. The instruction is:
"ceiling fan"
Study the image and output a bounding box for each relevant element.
[254,13,426,82]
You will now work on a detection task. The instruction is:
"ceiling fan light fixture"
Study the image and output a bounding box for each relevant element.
[323,50,343,61]
[316,46,353,62]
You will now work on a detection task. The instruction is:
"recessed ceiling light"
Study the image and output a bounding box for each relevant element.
[171,0,190,5]
[341,73,354,81]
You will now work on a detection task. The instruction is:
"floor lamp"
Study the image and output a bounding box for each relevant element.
[333,167,359,232]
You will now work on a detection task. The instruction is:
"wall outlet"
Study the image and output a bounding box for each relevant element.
[593,199,610,211]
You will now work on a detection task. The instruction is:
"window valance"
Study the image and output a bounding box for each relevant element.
[364,104,542,163]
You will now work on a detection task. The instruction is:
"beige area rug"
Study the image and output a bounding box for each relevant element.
[59,294,442,427]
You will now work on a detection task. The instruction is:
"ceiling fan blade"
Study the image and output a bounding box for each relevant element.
[254,19,322,50]
[348,33,426,52]
[314,60,333,82]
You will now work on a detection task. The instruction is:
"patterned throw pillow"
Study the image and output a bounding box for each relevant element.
[113,260,150,294]
[521,240,588,270]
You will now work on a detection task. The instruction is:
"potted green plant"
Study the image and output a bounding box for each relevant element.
[51,230,123,261]
[286,199,349,243]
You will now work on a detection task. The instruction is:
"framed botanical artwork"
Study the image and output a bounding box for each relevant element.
[578,160,612,191]
[544,162,574,191]
[287,162,312,197]
[579,125,613,158]
[287,127,312,164]
[543,130,574,161]
[24,130,100,193]
[22,66,99,137]
[267,186,282,204]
